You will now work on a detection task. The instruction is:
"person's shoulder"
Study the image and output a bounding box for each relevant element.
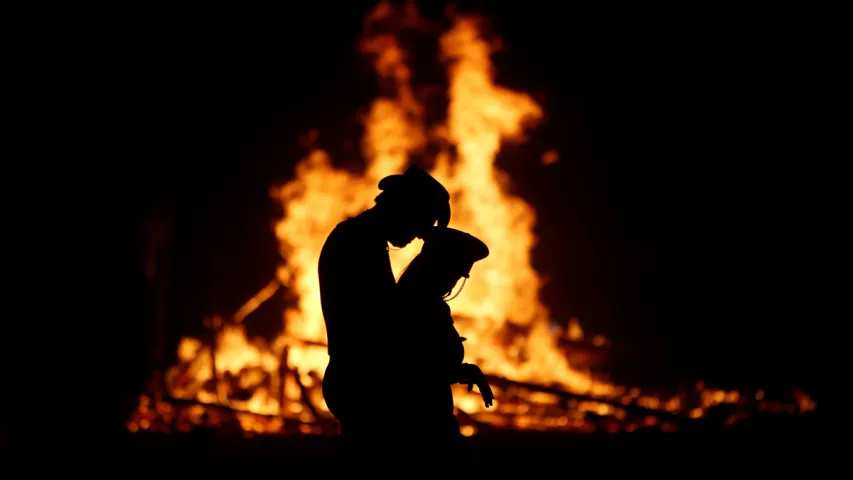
[333,216,356,231]
[324,217,356,243]
[320,218,353,257]
[428,301,455,330]
[431,300,452,317]
[321,216,376,259]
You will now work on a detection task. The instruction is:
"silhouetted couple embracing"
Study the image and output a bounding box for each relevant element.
[318,165,493,466]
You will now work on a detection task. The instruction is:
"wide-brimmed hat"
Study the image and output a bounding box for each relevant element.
[378,165,451,227]
[420,227,489,277]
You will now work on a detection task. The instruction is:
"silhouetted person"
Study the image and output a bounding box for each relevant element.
[318,165,450,463]
[395,226,495,463]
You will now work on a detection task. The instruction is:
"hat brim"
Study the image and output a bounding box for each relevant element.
[377,174,405,191]
[421,227,489,261]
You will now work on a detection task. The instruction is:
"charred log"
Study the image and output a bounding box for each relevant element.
[160,395,339,430]
[295,371,322,420]
[484,375,687,424]
[278,346,290,416]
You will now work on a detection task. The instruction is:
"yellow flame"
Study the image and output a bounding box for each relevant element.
[135,2,814,436]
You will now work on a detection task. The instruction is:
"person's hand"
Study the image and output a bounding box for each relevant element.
[472,378,494,408]
[457,363,481,386]
[458,363,494,408]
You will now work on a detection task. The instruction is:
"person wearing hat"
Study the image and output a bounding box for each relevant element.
[392,226,494,463]
[318,165,451,462]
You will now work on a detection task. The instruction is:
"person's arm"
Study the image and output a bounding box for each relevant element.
[455,363,495,407]
[445,313,466,383]
[323,229,397,366]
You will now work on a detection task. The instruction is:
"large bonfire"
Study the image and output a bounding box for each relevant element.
[128,2,815,436]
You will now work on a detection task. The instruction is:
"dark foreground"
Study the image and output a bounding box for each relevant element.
[127,430,822,464]
[3,412,824,470]
[13,422,822,471]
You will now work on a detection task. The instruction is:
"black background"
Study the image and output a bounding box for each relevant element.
[19,1,832,439]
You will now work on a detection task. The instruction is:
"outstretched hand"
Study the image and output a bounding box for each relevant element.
[458,363,494,408]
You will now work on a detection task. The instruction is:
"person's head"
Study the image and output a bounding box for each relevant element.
[374,165,451,248]
[397,227,489,300]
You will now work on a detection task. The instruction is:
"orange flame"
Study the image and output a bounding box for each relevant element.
[128,2,814,435]
[263,10,621,422]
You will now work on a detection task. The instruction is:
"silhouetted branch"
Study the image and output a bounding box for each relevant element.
[161,395,340,431]
[233,279,281,324]
[295,371,322,420]
[279,346,290,416]
[484,375,687,424]
[165,395,283,420]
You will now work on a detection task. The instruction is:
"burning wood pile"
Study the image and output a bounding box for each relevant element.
[128,1,816,438]
[127,310,815,437]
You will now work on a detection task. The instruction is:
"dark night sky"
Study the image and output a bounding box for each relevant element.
[66,0,829,418]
